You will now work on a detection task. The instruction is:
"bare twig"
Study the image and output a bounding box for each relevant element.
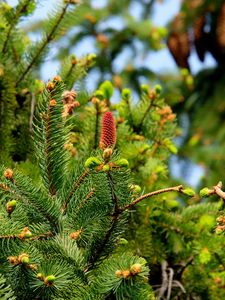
[213,182,225,200]
[158,260,168,299]
[62,170,89,214]
[77,188,95,211]
[121,185,183,212]
[167,268,174,300]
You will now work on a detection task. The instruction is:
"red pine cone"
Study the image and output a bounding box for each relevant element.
[99,112,116,150]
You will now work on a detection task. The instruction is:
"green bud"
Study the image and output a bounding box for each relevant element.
[94,90,105,100]
[36,273,44,280]
[45,275,56,284]
[158,27,167,37]
[186,75,194,86]
[141,84,149,94]
[99,80,114,99]
[21,256,29,264]
[87,53,96,62]
[154,84,162,94]
[181,68,189,77]
[150,111,161,121]
[118,238,128,245]
[24,231,32,238]
[139,257,147,266]
[103,164,110,172]
[182,188,195,197]
[122,88,131,100]
[215,227,223,235]
[8,200,17,207]
[114,159,129,168]
[130,184,141,194]
[163,139,178,154]
[199,187,211,198]
[85,157,101,169]
[167,199,179,209]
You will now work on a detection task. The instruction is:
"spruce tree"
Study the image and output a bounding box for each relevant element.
[0,76,197,299]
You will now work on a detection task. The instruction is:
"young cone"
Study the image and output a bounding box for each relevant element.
[99,112,116,150]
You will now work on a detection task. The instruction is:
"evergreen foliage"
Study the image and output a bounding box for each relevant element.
[2,1,225,299]
[0,79,159,299]
[0,0,95,164]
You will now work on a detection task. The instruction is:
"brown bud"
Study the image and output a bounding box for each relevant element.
[36,273,44,280]
[115,270,122,277]
[4,169,13,179]
[122,270,130,279]
[50,99,57,107]
[69,229,82,240]
[113,75,122,89]
[18,253,29,264]
[103,148,113,160]
[62,90,77,103]
[84,14,97,24]
[149,89,156,100]
[130,263,142,275]
[96,34,109,48]
[46,81,55,92]
[91,97,100,104]
[117,117,124,124]
[8,256,18,265]
[71,147,77,156]
[52,75,62,82]
[64,143,73,151]
[27,264,38,271]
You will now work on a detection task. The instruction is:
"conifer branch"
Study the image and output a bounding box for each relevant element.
[0,231,54,240]
[16,3,70,86]
[88,172,121,267]
[45,105,56,195]
[121,185,184,212]
[2,0,30,53]
[138,101,154,129]
[64,63,76,89]
[214,253,225,270]
[107,173,119,213]
[77,188,95,211]
[89,214,120,268]
[2,177,59,229]
[62,170,89,214]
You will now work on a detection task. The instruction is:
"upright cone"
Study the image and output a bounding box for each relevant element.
[99,112,116,150]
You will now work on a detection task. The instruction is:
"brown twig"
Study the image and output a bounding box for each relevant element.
[121,185,184,212]
[213,182,225,200]
[77,189,95,211]
[62,170,89,214]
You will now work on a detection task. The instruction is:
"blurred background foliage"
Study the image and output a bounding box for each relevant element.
[17,0,225,189]
[2,0,225,299]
